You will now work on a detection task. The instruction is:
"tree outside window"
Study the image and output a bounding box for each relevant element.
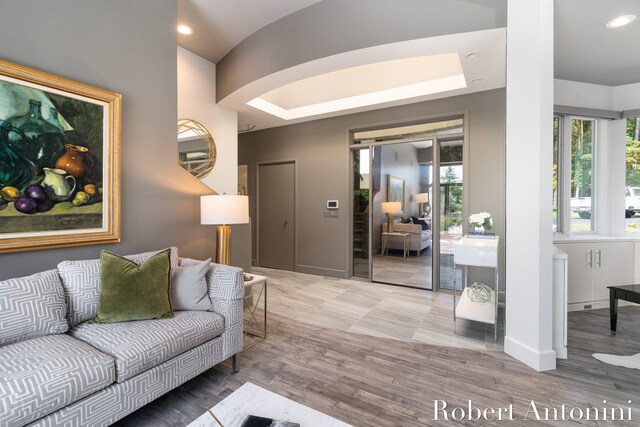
[625,117,640,233]
[570,119,595,232]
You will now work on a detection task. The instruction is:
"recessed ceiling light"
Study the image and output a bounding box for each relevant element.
[466,53,479,60]
[177,25,193,35]
[605,14,636,29]
[471,78,482,84]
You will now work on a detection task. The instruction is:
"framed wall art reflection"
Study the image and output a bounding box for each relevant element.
[0,59,121,253]
[387,174,405,211]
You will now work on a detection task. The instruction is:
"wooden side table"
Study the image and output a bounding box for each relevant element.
[242,274,267,351]
[381,231,409,258]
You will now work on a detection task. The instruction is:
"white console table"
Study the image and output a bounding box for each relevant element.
[453,235,499,341]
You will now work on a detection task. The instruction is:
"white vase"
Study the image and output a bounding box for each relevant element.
[474,225,485,234]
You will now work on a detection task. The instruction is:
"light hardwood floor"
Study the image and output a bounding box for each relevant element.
[114,270,640,427]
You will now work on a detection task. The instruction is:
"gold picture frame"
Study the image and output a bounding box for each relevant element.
[0,59,121,253]
[387,174,405,211]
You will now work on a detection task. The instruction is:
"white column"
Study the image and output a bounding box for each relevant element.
[505,0,556,371]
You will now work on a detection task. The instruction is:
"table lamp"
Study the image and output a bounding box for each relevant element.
[381,201,402,233]
[413,193,429,217]
[201,194,249,265]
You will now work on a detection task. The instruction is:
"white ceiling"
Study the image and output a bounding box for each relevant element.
[249,54,467,120]
[554,0,640,86]
[177,0,640,131]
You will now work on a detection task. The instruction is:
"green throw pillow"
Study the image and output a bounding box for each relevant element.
[95,248,173,323]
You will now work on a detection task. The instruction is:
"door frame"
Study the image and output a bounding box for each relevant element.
[347,113,468,291]
[434,133,468,291]
[256,159,298,271]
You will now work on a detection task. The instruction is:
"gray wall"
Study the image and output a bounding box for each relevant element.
[239,88,506,284]
[217,0,507,100]
[0,0,220,280]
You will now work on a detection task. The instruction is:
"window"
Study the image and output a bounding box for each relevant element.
[570,118,595,232]
[626,117,640,233]
[553,116,596,234]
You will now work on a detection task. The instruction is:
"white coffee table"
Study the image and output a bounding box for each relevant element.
[188,382,352,427]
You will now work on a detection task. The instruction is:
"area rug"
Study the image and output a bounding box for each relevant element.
[593,352,640,369]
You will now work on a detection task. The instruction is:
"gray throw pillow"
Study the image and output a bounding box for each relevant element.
[0,269,68,346]
[170,258,212,311]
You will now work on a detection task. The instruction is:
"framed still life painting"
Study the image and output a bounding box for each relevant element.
[0,59,121,253]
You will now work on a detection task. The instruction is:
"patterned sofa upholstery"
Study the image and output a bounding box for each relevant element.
[0,250,244,427]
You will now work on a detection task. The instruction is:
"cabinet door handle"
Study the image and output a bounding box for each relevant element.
[596,250,601,267]
[587,250,593,268]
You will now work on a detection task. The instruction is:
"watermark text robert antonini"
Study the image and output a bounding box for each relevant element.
[433,400,633,422]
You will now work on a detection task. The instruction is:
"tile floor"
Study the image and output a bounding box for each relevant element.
[355,241,461,290]
[256,266,503,351]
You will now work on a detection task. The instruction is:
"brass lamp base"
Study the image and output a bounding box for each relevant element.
[215,225,232,265]
[387,213,394,233]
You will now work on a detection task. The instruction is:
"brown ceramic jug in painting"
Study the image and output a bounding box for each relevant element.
[55,144,94,180]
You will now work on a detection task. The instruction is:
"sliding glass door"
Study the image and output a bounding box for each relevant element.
[370,142,433,289]
[437,138,464,290]
[352,148,370,279]
[350,118,464,291]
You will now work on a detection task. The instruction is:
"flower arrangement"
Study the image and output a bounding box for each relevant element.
[469,212,492,231]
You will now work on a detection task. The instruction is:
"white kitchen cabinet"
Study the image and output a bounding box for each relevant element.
[556,242,634,310]
[561,243,595,304]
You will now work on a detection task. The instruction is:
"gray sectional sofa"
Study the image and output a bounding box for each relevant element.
[0,248,244,427]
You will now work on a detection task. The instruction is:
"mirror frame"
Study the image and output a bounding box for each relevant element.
[177,118,216,179]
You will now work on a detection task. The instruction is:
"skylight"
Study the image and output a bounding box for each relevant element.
[247,54,467,120]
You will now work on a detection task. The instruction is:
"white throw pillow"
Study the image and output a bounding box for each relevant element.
[170,258,212,311]
[0,269,68,346]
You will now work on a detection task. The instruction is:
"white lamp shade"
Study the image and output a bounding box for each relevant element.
[381,201,402,214]
[201,195,249,225]
[413,193,428,203]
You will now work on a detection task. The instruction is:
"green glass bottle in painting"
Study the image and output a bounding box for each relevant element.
[7,99,67,170]
[47,107,65,130]
[0,119,38,190]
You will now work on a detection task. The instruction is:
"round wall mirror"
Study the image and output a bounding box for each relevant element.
[177,118,216,179]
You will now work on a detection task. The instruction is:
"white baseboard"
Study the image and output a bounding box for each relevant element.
[554,346,567,359]
[505,336,557,371]
[568,299,639,312]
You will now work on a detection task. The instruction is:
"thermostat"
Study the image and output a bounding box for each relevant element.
[327,200,339,209]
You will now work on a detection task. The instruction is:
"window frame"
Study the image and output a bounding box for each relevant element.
[625,116,640,235]
[555,115,599,236]
[552,115,563,233]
